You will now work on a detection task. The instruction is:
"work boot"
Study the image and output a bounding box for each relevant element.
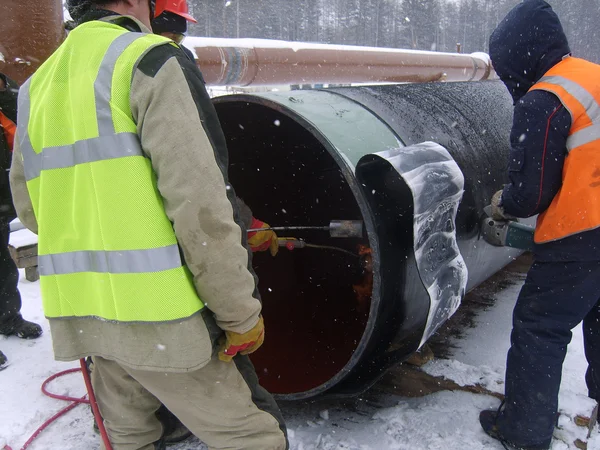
[93,405,192,445]
[0,350,7,370]
[156,405,193,444]
[480,409,551,450]
[163,421,192,444]
[0,314,42,339]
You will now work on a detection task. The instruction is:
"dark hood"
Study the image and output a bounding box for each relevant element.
[489,0,571,104]
[152,11,188,35]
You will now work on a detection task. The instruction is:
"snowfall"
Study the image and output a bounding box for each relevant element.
[1,234,598,449]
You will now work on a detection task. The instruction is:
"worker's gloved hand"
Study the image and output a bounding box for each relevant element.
[490,189,516,221]
[218,316,265,362]
[247,218,279,256]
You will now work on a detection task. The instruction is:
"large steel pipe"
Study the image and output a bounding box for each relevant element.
[0,0,64,84]
[213,81,525,400]
[188,37,494,86]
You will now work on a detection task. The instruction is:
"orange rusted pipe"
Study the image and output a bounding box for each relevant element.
[0,0,65,84]
[189,38,495,87]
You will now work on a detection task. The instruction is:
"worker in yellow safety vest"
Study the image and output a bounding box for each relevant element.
[10,1,288,448]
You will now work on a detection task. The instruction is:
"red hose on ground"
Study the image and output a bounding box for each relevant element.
[1,361,113,450]
[18,398,84,449]
[42,367,89,402]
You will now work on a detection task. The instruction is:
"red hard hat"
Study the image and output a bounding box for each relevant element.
[154,0,197,23]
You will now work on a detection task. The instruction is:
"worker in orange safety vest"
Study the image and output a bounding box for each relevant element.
[480,2,600,449]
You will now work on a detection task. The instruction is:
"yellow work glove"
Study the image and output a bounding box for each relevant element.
[247,218,279,256]
[218,316,265,362]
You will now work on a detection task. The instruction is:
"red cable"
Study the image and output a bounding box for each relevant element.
[42,367,90,403]
[79,359,113,450]
[18,397,84,449]
[2,362,113,450]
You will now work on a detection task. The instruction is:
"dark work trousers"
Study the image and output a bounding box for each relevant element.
[496,260,600,447]
[0,223,21,326]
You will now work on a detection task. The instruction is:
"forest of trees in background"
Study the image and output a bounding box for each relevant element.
[187,0,600,62]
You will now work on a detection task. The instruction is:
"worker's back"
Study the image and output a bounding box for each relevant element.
[10,6,287,447]
[19,20,203,323]
[14,18,215,371]
[530,56,600,243]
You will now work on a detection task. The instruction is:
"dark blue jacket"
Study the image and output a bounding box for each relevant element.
[489,0,600,261]
[0,73,18,224]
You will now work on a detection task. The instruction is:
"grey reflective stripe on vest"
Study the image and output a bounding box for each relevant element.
[35,133,140,173]
[567,124,600,151]
[16,79,37,181]
[95,32,145,136]
[38,244,183,276]
[538,75,600,151]
[18,32,146,181]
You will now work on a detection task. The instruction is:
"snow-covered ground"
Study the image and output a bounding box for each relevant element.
[1,259,598,450]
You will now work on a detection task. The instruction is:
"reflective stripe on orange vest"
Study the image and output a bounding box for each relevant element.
[0,111,15,151]
[529,57,600,243]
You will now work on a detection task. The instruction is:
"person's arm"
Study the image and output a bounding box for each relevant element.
[0,73,18,122]
[501,90,571,218]
[130,45,260,334]
[5,76,37,233]
[9,131,38,233]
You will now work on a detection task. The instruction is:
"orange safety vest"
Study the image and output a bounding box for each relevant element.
[0,111,15,151]
[529,57,600,243]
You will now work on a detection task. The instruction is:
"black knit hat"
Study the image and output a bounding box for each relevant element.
[152,11,188,35]
[66,0,119,23]
[66,0,95,22]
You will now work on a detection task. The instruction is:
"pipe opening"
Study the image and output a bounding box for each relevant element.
[215,100,373,396]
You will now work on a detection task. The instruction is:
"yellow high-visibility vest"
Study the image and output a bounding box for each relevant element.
[17,20,204,322]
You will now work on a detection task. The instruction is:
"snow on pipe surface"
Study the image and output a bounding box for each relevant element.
[213,80,522,400]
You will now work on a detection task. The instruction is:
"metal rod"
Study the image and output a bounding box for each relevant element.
[303,243,360,258]
[248,226,330,233]
[276,238,360,258]
[249,220,363,238]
